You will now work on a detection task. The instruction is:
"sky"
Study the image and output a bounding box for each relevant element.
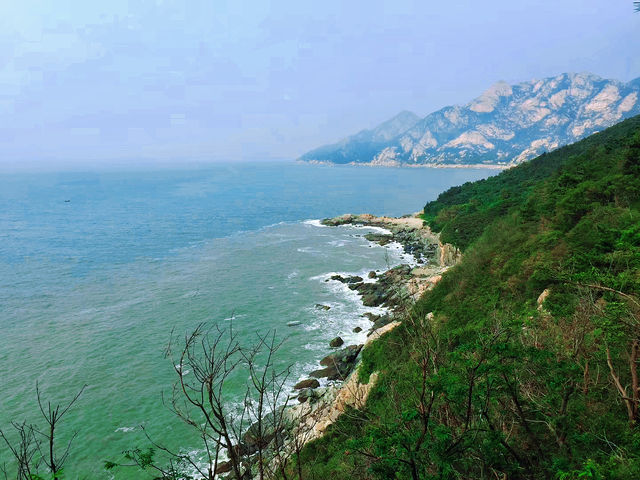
[0,0,639,168]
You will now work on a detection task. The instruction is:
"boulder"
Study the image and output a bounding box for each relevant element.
[321,215,353,227]
[372,315,392,330]
[311,345,363,380]
[364,233,393,246]
[329,336,344,348]
[352,265,413,309]
[297,389,312,403]
[353,326,362,333]
[309,365,341,380]
[331,275,363,284]
[320,344,362,367]
[363,312,381,322]
[368,271,377,279]
[362,291,384,307]
[294,378,320,390]
[297,387,325,403]
[315,304,331,311]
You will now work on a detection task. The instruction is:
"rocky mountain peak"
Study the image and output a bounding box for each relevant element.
[469,81,513,113]
[299,73,640,166]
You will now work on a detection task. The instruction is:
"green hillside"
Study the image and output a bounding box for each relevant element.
[297,115,640,479]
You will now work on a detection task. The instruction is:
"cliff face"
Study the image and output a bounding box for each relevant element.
[300,73,640,166]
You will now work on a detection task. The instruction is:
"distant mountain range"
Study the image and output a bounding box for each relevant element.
[299,73,640,167]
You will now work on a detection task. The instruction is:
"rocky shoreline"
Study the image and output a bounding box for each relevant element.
[287,213,457,401]
[220,213,459,477]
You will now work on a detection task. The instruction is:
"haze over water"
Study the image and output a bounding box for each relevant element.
[0,162,495,477]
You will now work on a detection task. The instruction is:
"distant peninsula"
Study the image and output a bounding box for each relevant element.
[299,72,640,167]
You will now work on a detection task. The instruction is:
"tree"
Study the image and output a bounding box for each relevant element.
[0,383,86,480]
[108,322,300,479]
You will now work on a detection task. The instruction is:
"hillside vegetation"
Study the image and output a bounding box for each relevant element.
[296,115,640,479]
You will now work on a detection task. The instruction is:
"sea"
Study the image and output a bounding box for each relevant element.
[0,161,496,478]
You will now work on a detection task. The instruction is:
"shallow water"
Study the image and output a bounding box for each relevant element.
[0,161,496,477]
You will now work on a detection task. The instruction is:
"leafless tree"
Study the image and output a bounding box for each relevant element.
[241,331,293,480]
[0,421,40,480]
[108,322,304,480]
[562,282,640,427]
[0,383,86,480]
[34,383,86,480]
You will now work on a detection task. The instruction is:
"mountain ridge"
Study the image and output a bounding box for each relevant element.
[300,73,640,166]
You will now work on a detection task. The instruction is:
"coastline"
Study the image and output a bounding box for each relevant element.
[221,212,461,476]
[299,159,511,170]
[283,212,460,445]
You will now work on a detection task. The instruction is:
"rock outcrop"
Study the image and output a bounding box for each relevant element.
[288,323,403,445]
[286,213,460,453]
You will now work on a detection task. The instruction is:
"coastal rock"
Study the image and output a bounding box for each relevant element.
[283,215,456,452]
[297,389,312,403]
[321,215,457,320]
[294,378,320,390]
[289,372,381,446]
[320,345,362,367]
[298,387,329,403]
[311,345,363,381]
[364,233,393,246]
[329,336,344,348]
[369,315,392,332]
[321,214,355,226]
[297,387,326,403]
[315,304,331,311]
[323,214,443,265]
[390,229,438,263]
[330,275,363,284]
[353,265,412,309]
[309,365,343,380]
[439,242,461,267]
[366,322,402,347]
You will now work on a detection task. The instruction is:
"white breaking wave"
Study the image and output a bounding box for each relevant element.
[115,426,136,433]
[303,219,328,227]
[350,224,393,235]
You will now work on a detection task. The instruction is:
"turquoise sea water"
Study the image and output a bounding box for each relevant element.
[0,162,496,478]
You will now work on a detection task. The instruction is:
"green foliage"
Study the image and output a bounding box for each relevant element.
[295,116,640,479]
[29,470,65,480]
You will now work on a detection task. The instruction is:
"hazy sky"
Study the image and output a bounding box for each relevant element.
[1,0,639,168]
